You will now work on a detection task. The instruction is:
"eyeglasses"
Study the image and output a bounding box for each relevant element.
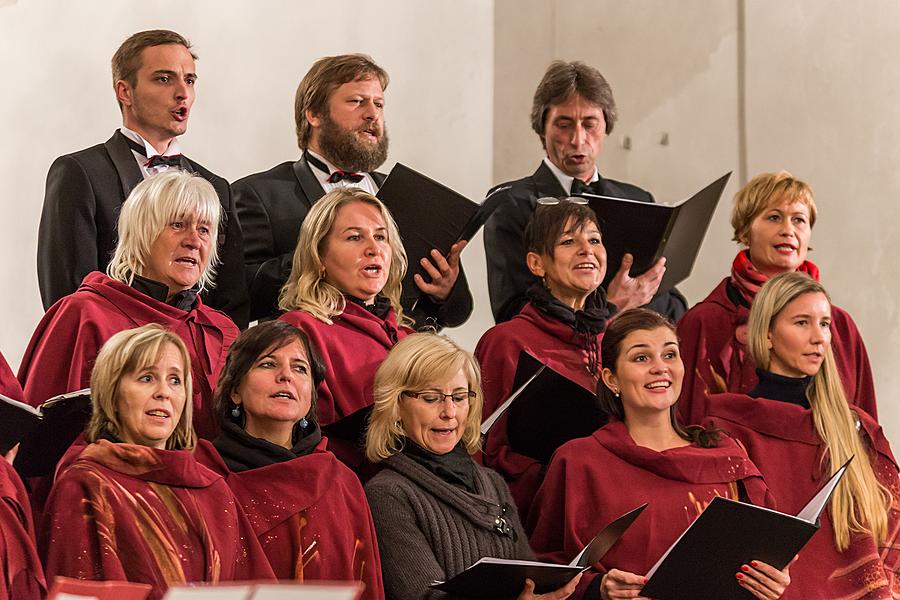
[403,390,476,405]
[536,196,588,206]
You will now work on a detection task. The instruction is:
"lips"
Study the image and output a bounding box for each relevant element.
[362,263,384,277]
[644,380,672,390]
[172,106,189,122]
[271,390,296,400]
[774,243,797,253]
[175,256,199,267]
[574,262,598,270]
[145,408,171,419]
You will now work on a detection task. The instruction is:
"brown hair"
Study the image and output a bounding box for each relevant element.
[214,320,326,429]
[731,171,817,244]
[111,30,196,108]
[524,199,601,257]
[531,60,617,148]
[294,53,389,150]
[599,308,720,447]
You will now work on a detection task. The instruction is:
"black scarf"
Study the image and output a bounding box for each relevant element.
[213,419,322,472]
[130,273,199,312]
[401,439,476,493]
[526,283,613,376]
[749,369,811,409]
[346,294,392,319]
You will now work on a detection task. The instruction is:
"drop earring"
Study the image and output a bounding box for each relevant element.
[231,405,242,419]
[298,417,309,429]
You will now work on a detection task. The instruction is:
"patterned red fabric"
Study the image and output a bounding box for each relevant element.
[703,393,900,599]
[729,249,820,305]
[0,460,44,600]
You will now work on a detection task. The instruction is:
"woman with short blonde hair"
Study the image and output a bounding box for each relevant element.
[677,170,876,425]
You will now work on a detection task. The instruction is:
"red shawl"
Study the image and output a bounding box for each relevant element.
[703,394,900,599]
[0,460,44,600]
[0,353,22,402]
[279,303,412,471]
[196,440,384,599]
[676,277,877,426]
[474,302,601,517]
[41,440,274,600]
[18,272,238,439]
[527,420,771,593]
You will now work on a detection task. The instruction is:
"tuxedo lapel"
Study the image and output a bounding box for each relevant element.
[371,170,387,187]
[293,154,326,208]
[531,161,569,197]
[104,131,144,198]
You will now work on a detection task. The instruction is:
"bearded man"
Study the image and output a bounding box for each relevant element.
[235,54,472,327]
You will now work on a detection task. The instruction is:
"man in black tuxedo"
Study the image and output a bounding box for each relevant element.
[37,29,248,326]
[483,60,688,323]
[234,53,472,327]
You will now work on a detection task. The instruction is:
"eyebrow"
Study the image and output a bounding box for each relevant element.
[625,341,679,352]
[151,69,198,80]
[340,226,387,233]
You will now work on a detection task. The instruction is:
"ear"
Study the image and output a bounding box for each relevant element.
[306,108,322,129]
[737,229,750,247]
[526,252,546,278]
[766,330,774,350]
[230,392,241,406]
[114,80,133,108]
[600,367,618,395]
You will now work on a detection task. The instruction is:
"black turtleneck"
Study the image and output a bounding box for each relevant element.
[749,369,811,409]
[213,419,322,472]
[346,294,392,319]
[401,439,476,493]
[130,273,199,312]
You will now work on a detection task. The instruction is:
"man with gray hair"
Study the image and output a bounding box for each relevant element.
[235,53,472,328]
[483,60,687,323]
[37,29,248,326]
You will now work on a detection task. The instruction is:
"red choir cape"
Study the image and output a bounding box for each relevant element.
[18,272,238,440]
[41,439,275,600]
[676,278,877,425]
[0,353,22,402]
[703,394,900,599]
[474,303,601,517]
[527,420,771,594]
[279,303,412,471]
[195,440,384,600]
[0,460,45,600]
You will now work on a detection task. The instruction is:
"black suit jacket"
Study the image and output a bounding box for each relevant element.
[483,161,687,323]
[234,154,473,328]
[37,131,249,327]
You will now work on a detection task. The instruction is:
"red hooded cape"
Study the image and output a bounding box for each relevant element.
[703,394,900,599]
[41,439,274,600]
[279,303,412,471]
[18,272,238,439]
[196,439,384,599]
[677,278,876,425]
[527,420,771,593]
[474,302,601,517]
[0,353,22,402]
[0,460,44,600]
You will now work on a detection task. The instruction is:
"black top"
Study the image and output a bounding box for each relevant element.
[213,419,322,472]
[130,274,199,312]
[400,439,476,493]
[749,369,811,409]
[346,294,392,320]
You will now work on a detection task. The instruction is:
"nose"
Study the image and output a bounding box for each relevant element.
[274,363,294,383]
[153,379,172,400]
[649,356,669,374]
[570,122,586,147]
[439,397,457,419]
[181,225,202,248]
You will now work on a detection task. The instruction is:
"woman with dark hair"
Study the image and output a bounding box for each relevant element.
[529,309,792,600]
[41,325,273,600]
[365,333,580,600]
[475,199,615,515]
[703,272,899,598]
[677,171,875,425]
[203,321,384,599]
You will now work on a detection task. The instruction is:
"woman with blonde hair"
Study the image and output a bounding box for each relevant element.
[703,272,899,598]
[677,171,875,424]
[364,333,580,600]
[279,187,413,473]
[41,324,273,600]
[19,170,238,439]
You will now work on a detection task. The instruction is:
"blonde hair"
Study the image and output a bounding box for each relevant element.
[107,170,222,292]
[731,171,817,245]
[748,272,891,549]
[278,188,409,325]
[87,324,196,451]
[366,333,482,461]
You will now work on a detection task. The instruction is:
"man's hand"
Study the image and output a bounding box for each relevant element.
[607,254,665,312]
[414,240,467,302]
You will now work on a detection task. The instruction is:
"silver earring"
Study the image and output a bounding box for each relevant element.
[231,405,242,418]
[298,417,309,429]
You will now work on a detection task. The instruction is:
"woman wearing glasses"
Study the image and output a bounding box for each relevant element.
[475,199,616,516]
[364,333,580,600]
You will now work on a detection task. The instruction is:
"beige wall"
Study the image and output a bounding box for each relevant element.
[493,0,899,444]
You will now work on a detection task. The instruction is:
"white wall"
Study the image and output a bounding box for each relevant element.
[0,0,495,362]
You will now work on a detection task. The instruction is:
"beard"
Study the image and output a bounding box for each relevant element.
[317,112,389,173]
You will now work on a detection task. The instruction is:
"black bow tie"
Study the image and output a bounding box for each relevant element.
[570,177,604,195]
[122,133,193,172]
[306,151,365,184]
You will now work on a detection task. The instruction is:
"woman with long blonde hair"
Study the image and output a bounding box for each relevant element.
[703,271,899,598]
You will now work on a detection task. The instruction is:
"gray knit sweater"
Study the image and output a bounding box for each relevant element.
[365,452,535,600]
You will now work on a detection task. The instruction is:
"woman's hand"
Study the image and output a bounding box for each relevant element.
[517,572,582,599]
[600,569,649,600]
[736,556,796,599]
[414,240,467,302]
[607,254,665,312]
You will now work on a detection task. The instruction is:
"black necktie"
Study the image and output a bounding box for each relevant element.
[122,134,193,172]
[306,151,364,184]
[570,178,604,195]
